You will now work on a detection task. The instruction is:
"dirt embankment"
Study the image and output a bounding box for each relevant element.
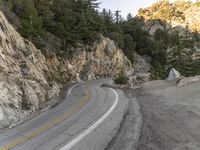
[129,80,200,150]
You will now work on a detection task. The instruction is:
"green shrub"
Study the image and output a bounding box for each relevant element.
[114,75,129,85]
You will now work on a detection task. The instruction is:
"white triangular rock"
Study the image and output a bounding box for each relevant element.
[166,68,181,81]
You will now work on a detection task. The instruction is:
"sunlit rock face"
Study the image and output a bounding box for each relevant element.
[0,11,134,130]
[0,11,51,130]
[137,1,200,34]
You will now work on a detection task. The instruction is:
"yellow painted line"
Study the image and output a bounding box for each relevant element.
[1,88,91,150]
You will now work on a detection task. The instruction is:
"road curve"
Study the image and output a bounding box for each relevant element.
[59,88,118,150]
[0,79,130,150]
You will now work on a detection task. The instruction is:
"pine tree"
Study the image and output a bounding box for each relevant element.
[126,13,133,21]
[33,0,54,29]
[115,9,121,32]
[13,0,43,38]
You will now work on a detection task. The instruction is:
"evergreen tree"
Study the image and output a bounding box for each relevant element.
[13,0,43,38]
[33,0,54,29]
[126,13,133,21]
[115,9,121,32]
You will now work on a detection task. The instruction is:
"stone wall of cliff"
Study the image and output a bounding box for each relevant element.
[0,11,134,130]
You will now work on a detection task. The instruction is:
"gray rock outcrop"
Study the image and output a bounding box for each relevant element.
[0,11,133,130]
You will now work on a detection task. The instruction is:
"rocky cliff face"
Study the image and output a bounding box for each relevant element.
[0,11,133,130]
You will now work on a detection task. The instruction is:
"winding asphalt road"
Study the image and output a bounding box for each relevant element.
[0,79,130,150]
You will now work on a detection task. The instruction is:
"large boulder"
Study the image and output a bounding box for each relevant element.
[166,68,181,81]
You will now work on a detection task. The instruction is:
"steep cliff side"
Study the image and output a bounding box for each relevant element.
[0,11,133,131]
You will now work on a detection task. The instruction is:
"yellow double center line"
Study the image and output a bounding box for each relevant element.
[1,88,92,150]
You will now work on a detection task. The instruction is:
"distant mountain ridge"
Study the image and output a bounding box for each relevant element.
[138,0,200,33]
[135,0,200,78]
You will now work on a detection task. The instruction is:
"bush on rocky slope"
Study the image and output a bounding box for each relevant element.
[114,75,129,85]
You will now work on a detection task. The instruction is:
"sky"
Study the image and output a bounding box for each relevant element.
[100,0,196,18]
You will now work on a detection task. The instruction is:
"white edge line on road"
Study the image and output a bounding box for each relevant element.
[66,84,79,97]
[59,88,119,150]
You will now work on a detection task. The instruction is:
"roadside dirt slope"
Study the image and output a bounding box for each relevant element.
[131,80,200,150]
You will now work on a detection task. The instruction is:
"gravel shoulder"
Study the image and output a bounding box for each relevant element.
[129,80,200,150]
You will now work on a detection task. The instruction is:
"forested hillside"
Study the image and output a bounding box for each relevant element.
[137,0,200,79]
[1,0,104,50]
[1,0,200,79]
[0,0,154,63]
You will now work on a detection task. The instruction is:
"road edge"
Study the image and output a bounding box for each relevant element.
[105,92,142,150]
[59,88,119,150]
